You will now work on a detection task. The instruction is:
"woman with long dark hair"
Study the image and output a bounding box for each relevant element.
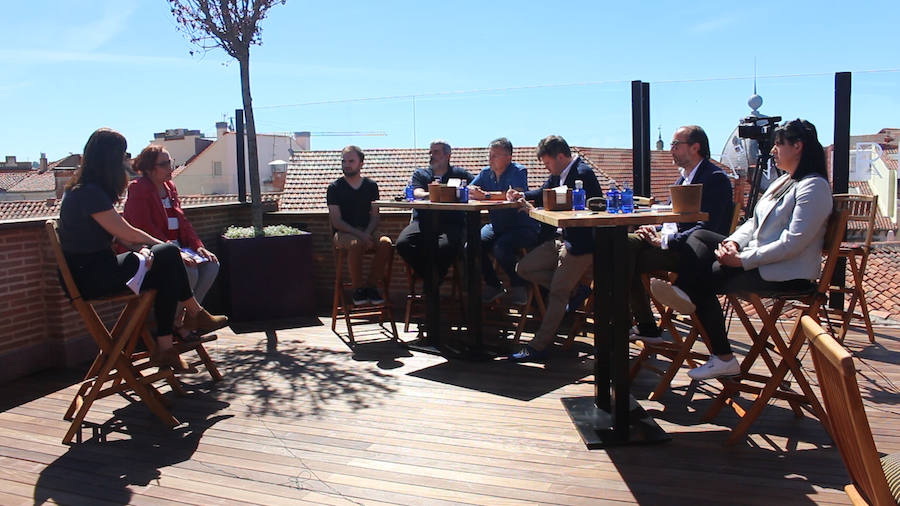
[58,128,227,370]
[651,119,833,380]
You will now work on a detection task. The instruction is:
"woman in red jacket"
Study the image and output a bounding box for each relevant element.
[124,146,220,314]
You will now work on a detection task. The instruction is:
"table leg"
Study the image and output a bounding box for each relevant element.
[464,210,483,348]
[561,225,669,448]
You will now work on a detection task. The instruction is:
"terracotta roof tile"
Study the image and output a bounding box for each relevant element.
[860,242,900,321]
[0,173,28,191]
[282,146,611,212]
[0,200,60,221]
[281,146,719,212]
[882,146,898,171]
[6,172,55,192]
[0,193,280,223]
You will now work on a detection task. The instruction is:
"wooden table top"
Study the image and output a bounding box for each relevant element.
[528,208,708,227]
[374,199,522,211]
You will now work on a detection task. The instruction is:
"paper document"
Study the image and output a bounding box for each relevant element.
[555,185,568,204]
[125,252,149,295]
[180,247,209,264]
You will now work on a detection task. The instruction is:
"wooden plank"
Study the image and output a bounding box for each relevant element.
[0,317,896,505]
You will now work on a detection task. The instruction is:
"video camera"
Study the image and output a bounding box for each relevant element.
[737,115,782,218]
[737,115,782,145]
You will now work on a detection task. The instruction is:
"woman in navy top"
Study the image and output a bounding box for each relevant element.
[58,128,228,371]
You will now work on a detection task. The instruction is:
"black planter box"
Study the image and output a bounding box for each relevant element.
[219,232,315,324]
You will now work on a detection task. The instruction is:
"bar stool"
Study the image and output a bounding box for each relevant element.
[403,259,463,333]
[826,194,879,343]
[480,248,546,343]
[331,242,399,345]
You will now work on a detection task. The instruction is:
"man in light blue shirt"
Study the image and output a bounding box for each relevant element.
[469,138,540,305]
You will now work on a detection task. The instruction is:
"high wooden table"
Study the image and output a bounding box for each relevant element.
[374,200,520,358]
[528,207,708,448]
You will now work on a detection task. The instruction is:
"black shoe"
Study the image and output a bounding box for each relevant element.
[508,345,551,364]
[367,286,385,305]
[352,288,370,306]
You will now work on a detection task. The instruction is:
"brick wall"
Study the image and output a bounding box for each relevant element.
[0,201,273,383]
[0,200,476,384]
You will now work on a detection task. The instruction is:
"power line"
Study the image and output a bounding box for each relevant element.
[255,68,900,110]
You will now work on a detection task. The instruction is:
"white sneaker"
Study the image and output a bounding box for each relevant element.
[482,285,506,304]
[688,355,741,380]
[507,286,529,306]
[650,279,696,314]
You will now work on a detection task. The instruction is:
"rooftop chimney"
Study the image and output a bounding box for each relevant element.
[39,153,48,173]
[293,131,310,151]
[216,121,229,139]
[4,156,15,167]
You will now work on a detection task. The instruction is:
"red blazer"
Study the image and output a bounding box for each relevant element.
[122,176,204,251]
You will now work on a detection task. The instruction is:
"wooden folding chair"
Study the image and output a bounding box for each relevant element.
[481,248,546,344]
[331,243,399,345]
[702,207,850,445]
[46,220,182,444]
[629,201,743,395]
[802,316,898,506]
[627,272,719,400]
[827,194,879,343]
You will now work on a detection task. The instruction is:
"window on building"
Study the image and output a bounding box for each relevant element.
[212,161,222,176]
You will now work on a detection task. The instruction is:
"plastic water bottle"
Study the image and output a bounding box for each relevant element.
[621,181,634,214]
[457,181,469,203]
[405,182,415,201]
[606,183,620,213]
[572,180,586,210]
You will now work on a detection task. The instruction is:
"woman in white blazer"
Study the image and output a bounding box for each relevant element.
[651,119,832,380]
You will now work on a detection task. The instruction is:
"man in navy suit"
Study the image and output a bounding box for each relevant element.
[628,125,734,341]
[507,135,603,362]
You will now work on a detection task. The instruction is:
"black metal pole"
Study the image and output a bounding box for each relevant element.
[631,81,643,194]
[235,109,247,203]
[640,82,651,197]
[831,72,851,309]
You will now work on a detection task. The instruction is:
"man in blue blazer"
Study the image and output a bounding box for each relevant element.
[628,125,734,341]
[508,135,603,362]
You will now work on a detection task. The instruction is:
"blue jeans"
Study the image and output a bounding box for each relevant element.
[481,223,538,288]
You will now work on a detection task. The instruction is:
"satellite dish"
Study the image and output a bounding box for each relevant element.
[719,126,750,177]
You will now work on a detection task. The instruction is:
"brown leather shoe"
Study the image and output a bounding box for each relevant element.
[183,309,229,334]
[151,347,198,374]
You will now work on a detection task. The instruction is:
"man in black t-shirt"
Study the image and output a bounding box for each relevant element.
[326,145,394,306]
[395,140,474,282]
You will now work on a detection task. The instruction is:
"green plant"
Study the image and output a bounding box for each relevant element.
[223,224,303,239]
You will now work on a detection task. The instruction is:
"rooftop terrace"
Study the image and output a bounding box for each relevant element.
[1,318,897,504]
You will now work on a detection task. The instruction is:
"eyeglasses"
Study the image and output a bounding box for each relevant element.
[670,139,693,148]
[155,160,173,168]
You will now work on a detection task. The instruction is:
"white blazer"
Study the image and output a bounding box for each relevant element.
[728,174,832,282]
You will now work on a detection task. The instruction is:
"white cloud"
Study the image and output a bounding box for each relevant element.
[60,0,139,52]
[691,15,736,33]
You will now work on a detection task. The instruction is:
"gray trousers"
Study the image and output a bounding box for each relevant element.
[186,259,219,303]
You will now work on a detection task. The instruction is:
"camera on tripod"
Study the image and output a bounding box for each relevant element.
[736,115,782,218]
[737,115,782,145]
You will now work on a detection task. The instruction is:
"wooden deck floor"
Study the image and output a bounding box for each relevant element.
[1,315,898,505]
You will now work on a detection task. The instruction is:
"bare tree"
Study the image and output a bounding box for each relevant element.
[168,0,286,235]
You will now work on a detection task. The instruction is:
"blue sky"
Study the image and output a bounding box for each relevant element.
[2,0,898,163]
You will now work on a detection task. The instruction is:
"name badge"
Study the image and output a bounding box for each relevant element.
[167,217,179,230]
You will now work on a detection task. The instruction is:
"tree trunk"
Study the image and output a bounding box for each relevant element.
[239,53,264,236]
